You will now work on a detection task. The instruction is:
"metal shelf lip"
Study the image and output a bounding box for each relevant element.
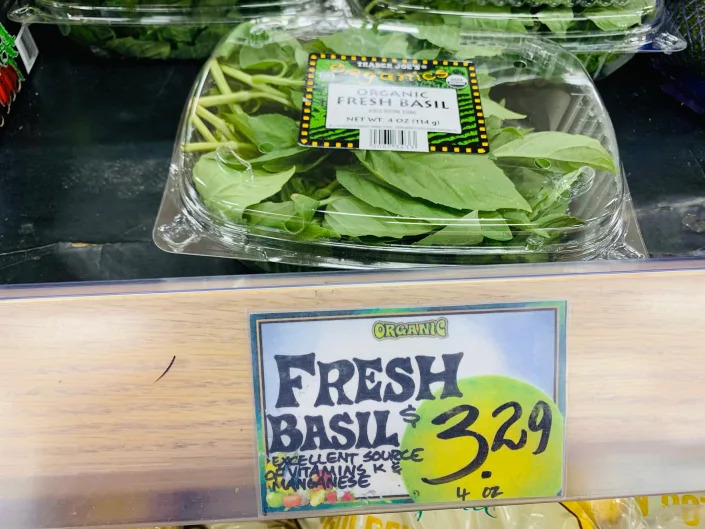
[2,257,705,529]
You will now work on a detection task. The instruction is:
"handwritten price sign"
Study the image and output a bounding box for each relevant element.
[401,376,563,503]
[251,302,566,514]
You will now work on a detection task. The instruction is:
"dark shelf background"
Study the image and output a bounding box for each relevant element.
[1,26,704,283]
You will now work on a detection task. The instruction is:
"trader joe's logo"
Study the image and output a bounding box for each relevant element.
[250,303,567,514]
[373,317,448,340]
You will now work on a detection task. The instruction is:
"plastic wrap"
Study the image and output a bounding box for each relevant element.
[301,503,597,529]
[301,497,705,529]
[582,496,705,529]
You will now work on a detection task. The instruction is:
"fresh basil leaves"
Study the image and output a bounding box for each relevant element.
[362,0,658,77]
[67,22,232,60]
[185,24,618,252]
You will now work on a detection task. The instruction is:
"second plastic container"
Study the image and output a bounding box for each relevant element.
[8,0,325,59]
[348,0,685,78]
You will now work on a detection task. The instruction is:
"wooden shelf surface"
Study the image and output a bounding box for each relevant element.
[2,259,705,528]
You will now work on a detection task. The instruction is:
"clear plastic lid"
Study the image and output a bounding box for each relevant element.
[350,0,685,55]
[154,17,630,269]
[7,0,329,60]
[7,0,321,26]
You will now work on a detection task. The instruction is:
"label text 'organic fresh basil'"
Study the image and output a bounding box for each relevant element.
[299,53,489,154]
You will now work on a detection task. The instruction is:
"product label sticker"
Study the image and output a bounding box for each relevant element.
[299,53,489,154]
[15,26,38,74]
[251,301,566,514]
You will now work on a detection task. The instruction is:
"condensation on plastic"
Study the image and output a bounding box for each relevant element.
[153,16,645,269]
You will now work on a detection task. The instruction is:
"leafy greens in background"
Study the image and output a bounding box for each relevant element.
[362,0,657,77]
[66,23,231,59]
[364,0,656,35]
[185,22,618,259]
[62,0,282,60]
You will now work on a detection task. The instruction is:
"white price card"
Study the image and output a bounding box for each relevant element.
[250,302,567,514]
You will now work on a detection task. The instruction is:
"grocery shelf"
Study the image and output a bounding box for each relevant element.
[2,258,705,528]
[1,23,705,529]
[1,27,705,282]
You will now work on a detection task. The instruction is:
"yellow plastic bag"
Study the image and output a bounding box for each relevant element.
[305,501,596,529]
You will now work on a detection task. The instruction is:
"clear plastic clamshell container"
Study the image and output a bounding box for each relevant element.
[348,0,685,78]
[154,17,645,269]
[7,0,325,59]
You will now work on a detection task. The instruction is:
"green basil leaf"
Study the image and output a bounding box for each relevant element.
[193,152,295,220]
[239,41,304,70]
[475,72,496,96]
[228,114,299,148]
[533,213,584,229]
[413,49,441,60]
[336,167,463,220]
[443,6,532,34]
[502,210,532,227]
[503,210,582,239]
[479,212,513,241]
[535,9,574,35]
[416,211,484,246]
[246,201,304,233]
[290,90,304,107]
[324,195,434,238]
[531,167,586,218]
[486,116,506,140]
[452,45,504,59]
[585,0,647,31]
[157,26,195,43]
[319,29,409,57]
[299,220,341,240]
[216,22,256,59]
[245,193,324,236]
[492,131,617,173]
[291,193,320,222]
[501,166,548,202]
[67,25,117,45]
[356,150,532,212]
[281,175,337,202]
[104,37,171,59]
[481,98,527,120]
[416,25,461,50]
[246,147,307,166]
[490,127,532,149]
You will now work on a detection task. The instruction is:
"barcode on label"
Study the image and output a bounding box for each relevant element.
[359,128,429,152]
[16,26,38,74]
